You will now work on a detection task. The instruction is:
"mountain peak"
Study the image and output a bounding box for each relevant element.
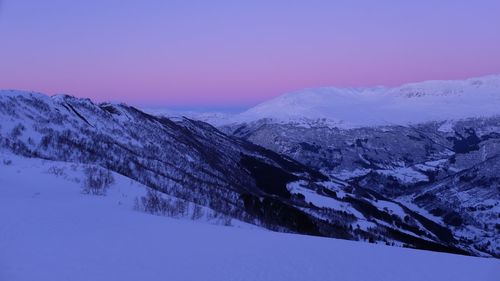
[226,74,500,128]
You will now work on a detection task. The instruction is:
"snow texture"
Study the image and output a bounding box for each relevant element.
[1,153,499,281]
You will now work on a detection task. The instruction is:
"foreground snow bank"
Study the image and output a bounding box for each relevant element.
[0,155,498,281]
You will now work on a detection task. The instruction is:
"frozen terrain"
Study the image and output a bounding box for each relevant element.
[0,153,498,281]
[223,74,500,128]
[4,90,490,255]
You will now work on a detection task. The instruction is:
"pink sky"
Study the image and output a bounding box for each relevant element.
[1,0,499,108]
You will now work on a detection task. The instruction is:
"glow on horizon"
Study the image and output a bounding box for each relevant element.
[1,0,499,108]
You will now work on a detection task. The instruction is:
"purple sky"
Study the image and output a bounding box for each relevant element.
[1,0,499,108]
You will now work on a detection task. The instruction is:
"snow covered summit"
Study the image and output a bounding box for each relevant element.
[227,74,500,128]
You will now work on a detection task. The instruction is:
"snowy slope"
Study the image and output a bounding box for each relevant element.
[1,153,499,281]
[225,74,500,128]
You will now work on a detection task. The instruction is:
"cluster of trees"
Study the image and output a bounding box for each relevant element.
[138,189,189,217]
[82,166,115,196]
[136,189,232,225]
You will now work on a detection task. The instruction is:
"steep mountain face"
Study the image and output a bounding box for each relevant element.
[224,118,500,256]
[0,90,485,256]
[0,90,326,234]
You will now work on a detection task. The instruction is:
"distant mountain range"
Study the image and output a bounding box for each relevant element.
[148,74,500,128]
[1,74,499,258]
[222,74,500,128]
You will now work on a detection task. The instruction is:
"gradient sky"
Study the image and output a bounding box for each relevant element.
[1,0,499,108]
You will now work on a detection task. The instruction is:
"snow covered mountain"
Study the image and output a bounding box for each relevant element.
[2,90,493,257]
[0,90,330,234]
[224,74,500,128]
[214,75,500,257]
[223,119,500,257]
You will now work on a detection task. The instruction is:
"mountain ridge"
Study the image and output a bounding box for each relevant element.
[220,74,500,128]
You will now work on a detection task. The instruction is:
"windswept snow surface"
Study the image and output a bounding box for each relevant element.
[225,74,500,128]
[1,154,499,281]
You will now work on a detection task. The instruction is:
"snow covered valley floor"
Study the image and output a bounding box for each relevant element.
[1,154,499,281]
